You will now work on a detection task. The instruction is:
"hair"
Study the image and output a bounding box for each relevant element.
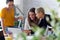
[28,8,38,26]
[6,0,14,4]
[36,7,45,14]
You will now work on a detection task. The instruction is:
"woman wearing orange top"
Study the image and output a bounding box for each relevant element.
[1,0,23,36]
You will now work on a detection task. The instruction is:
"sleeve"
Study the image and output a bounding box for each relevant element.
[45,14,52,21]
[24,18,31,30]
[45,14,52,27]
[46,21,52,27]
[1,8,6,18]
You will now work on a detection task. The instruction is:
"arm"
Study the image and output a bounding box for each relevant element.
[1,18,6,34]
[14,16,23,21]
[45,14,52,21]
[24,18,30,30]
[1,8,6,35]
[45,14,52,27]
[24,18,31,35]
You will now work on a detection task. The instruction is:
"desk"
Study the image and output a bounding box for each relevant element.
[5,28,33,40]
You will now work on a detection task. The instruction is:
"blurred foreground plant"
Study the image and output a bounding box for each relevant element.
[49,9,60,40]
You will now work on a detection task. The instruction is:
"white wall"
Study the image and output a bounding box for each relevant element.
[23,0,58,17]
[0,0,59,17]
[14,0,23,12]
[0,0,6,10]
[14,0,24,17]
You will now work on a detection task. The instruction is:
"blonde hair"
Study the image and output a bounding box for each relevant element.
[35,7,45,14]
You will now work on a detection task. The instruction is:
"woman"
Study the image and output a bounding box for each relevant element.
[36,7,51,29]
[24,8,38,35]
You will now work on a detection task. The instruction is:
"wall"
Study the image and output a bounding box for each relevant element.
[23,0,58,17]
[0,0,6,10]
[0,0,59,17]
[14,0,23,12]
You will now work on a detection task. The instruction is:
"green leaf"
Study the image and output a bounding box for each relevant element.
[57,0,60,2]
[32,36,40,40]
[21,32,27,40]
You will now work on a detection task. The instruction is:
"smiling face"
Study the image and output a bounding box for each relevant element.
[29,12,36,20]
[36,12,44,19]
[36,7,45,19]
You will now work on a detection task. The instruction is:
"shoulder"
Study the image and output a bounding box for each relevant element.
[45,14,50,17]
[1,7,7,11]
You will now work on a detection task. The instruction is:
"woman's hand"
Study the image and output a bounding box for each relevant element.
[15,16,24,21]
[19,16,24,20]
[23,30,31,35]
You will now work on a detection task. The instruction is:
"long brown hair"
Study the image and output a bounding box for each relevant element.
[28,8,38,26]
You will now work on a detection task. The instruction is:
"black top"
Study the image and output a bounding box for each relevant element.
[38,14,51,29]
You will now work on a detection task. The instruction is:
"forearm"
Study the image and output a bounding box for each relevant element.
[15,16,23,21]
[1,18,6,34]
[14,17,19,21]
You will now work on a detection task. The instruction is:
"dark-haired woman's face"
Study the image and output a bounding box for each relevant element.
[29,12,36,20]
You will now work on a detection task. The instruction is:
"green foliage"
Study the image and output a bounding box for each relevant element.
[21,32,27,40]
[32,36,40,40]
[15,32,21,40]
[57,0,60,2]
[14,21,19,26]
[32,28,45,40]
[49,9,60,40]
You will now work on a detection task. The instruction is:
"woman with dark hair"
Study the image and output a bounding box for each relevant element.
[28,8,38,26]
[24,8,38,35]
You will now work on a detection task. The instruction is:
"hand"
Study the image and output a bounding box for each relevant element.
[3,31,7,37]
[19,16,24,20]
[23,30,31,35]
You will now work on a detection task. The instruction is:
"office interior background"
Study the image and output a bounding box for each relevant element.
[0,0,60,40]
[0,0,60,17]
